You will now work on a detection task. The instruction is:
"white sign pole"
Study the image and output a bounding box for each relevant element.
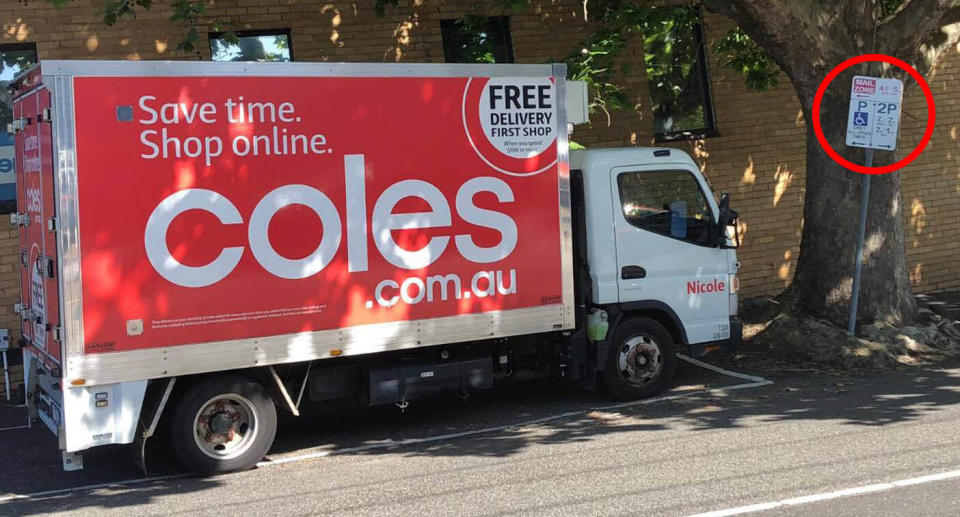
[848,152,872,335]
[0,329,8,401]
[844,75,903,335]
[2,349,8,401]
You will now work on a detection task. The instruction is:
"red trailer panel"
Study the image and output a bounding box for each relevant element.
[14,77,60,365]
[71,73,565,355]
[11,61,574,387]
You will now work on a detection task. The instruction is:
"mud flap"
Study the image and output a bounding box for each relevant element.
[561,329,596,388]
[62,450,83,471]
[131,430,149,474]
[131,378,176,474]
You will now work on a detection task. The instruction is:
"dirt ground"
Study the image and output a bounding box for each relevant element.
[726,297,960,373]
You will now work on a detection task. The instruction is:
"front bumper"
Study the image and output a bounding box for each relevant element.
[727,316,743,351]
[688,316,742,357]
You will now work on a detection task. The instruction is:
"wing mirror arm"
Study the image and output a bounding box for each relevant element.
[716,193,740,249]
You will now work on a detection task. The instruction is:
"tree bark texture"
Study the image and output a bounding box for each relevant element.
[792,84,916,325]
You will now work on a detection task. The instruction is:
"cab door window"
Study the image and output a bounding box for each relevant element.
[617,170,714,245]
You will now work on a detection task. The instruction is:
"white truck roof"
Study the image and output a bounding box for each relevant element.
[570,147,700,172]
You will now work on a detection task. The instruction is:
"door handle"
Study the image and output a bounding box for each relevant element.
[621,265,646,279]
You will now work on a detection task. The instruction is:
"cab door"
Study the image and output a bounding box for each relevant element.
[611,165,731,344]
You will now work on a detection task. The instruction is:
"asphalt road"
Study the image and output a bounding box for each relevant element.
[3,358,960,516]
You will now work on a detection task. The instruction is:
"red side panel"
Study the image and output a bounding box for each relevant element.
[14,81,60,364]
[71,75,564,354]
[40,88,60,360]
[13,90,27,348]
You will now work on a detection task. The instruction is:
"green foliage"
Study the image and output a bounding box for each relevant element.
[211,33,291,62]
[564,1,783,126]
[565,2,721,129]
[168,0,208,52]
[715,27,779,90]
[0,49,36,78]
[168,0,205,23]
[640,5,711,134]
[176,27,200,53]
[102,0,154,26]
[0,48,37,130]
[213,29,240,46]
[878,0,906,18]
[443,16,503,63]
[564,27,632,122]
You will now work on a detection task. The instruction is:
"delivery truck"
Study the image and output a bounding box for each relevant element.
[9,60,741,474]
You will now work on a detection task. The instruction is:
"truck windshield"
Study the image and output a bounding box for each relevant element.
[617,169,714,246]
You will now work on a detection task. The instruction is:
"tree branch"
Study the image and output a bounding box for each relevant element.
[879,0,960,60]
[701,0,847,96]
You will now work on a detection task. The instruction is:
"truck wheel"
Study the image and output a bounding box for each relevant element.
[601,317,677,401]
[171,374,277,475]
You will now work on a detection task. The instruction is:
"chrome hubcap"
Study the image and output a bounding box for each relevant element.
[618,334,663,386]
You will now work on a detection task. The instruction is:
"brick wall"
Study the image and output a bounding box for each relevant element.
[1,0,957,308]
[899,58,960,293]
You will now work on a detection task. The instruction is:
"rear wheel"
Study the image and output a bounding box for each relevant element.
[171,374,277,475]
[601,317,677,400]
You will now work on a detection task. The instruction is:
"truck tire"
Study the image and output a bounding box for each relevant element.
[601,317,677,401]
[171,374,277,475]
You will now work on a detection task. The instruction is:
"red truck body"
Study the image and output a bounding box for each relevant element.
[10,61,740,475]
[12,60,572,411]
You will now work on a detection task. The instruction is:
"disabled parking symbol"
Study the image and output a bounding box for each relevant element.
[854,111,869,126]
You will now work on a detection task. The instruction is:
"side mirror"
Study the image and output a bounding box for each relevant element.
[716,193,740,248]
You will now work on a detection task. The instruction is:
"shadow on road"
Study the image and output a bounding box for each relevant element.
[260,361,960,463]
[4,359,960,515]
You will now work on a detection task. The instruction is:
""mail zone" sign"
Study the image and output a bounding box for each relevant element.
[845,75,904,151]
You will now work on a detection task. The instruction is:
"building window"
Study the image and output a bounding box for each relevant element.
[0,43,38,214]
[618,170,714,246]
[644,7,716,141]
[1,43,37,129]
[209,30,293,62]
[441,16,514,64]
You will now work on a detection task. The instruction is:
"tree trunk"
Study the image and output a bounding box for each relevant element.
[699,0,960,331]
[786,79,917,327]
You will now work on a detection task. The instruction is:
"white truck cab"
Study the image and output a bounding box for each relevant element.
[569,147,741,398]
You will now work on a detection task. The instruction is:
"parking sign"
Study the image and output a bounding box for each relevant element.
[845,76,903,150]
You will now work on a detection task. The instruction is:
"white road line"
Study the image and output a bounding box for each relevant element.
[0,474,188,503]
[258,357,771,468]
[678,354,769,383]
[0,424,28,432]
[0,357,769,503]
[688,468,960,517]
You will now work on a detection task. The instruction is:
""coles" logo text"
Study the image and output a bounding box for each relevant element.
[144,154,518,288]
